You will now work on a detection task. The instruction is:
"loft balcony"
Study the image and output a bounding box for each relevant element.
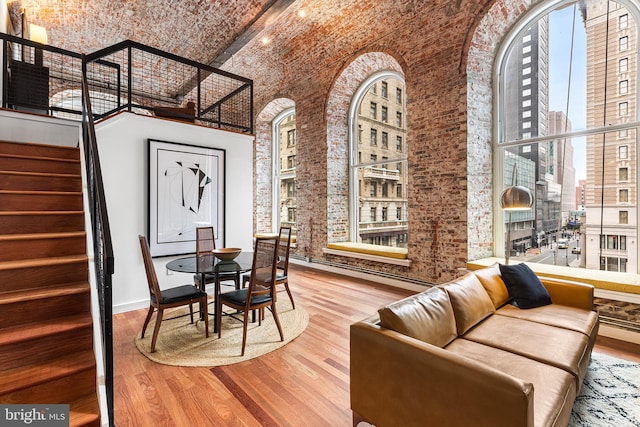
[363,166,400,181]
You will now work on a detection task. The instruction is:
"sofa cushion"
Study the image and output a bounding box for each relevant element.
[378,287,457,348]
[499,263,552,309]
[462,314,591,387]
[496,304,599,343]
[473,263,510,308]
[443,273,495,335]
[446,339,577,427]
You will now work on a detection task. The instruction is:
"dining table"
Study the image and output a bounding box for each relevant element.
[166,251,253,333]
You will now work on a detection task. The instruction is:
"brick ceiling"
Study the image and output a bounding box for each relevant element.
[8,0,296,67]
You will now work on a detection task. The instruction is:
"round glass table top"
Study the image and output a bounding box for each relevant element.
[166,251,253,274]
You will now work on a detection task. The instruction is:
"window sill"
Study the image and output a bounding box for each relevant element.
[467,257,640,302]
[324,243,411,267]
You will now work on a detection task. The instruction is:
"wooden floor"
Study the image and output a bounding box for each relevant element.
[113,264,640,426]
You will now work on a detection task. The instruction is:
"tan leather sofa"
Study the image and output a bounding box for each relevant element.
[350,264,599,427]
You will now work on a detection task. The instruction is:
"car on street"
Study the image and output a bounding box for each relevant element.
[571,247,581,254]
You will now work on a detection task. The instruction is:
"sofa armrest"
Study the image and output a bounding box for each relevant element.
[350,320,535,427]
[538,276,594,311]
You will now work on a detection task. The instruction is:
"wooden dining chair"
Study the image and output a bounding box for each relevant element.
[194,226,240,290]
[242,226,295,309]
[217,235,284,356]
[139,235,209,352]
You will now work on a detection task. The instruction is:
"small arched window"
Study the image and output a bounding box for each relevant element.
[272,108,296,234]
[496,0,640,272]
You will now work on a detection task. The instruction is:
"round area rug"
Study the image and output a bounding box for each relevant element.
[135,299,308,367]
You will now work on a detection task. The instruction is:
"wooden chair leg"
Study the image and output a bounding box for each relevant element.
[217,300,223,339]
[202,297,209,338]
[271,303,284,341]
[241,310,250,356]
[150,307,164,353]
[141,305,154,338]
[189,303,194,324]
[284,281,295,309]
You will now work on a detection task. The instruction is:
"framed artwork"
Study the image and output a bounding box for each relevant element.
[148,139,225,257]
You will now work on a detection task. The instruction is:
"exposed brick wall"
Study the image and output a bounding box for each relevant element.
[17,0,543,284]
[219,0,503,284]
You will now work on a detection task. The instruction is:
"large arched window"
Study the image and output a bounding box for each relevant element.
[349,71,408,247]
[496,0,640,273]
[272,108,297,234]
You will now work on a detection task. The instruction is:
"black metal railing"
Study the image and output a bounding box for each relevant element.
[84,40,253,133]
[81,63,115,427]
[1,33,83,117]
[1,34,254,133]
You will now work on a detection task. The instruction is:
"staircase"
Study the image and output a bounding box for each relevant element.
[0,140,101,426]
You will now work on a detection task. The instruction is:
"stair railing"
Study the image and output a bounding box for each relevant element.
[81,58,115,427]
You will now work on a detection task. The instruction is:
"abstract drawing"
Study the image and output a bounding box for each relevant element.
[148,139,225,257]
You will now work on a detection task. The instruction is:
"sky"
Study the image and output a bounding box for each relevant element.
[548,5,588,181]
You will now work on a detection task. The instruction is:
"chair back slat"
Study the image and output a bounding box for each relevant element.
[196,226,216,254]
[139,235,162,301]
[277,226,292,275]
[246,236,280,307]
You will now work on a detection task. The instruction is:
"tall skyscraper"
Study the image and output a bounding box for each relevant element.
[503,17,563,252]
[584,2,637,273]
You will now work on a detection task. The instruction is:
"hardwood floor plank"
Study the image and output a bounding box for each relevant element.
[113,264,639,426]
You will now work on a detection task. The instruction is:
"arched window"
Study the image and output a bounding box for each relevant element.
[272,108,296,234]
[349,71,408,247]
[496,0,640,272]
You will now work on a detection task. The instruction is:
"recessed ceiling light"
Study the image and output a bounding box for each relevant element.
[261,37,269,44]
[298,10,306,18]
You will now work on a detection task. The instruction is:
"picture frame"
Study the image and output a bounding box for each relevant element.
[148,139,225,257]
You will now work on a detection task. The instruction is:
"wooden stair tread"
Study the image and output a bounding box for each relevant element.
[0,313,93,346]
[0,254,88,271]
[0,152,80,164]
[0,349,96,395]
[0,210,84,216]
[0,231,86,242]
[0,189,83,196]
[69,394,101,427]
[0,282,90,304]
[0,170,81,178]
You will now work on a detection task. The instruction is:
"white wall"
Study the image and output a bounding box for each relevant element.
[95,113,254,313]
[0,109,80,145]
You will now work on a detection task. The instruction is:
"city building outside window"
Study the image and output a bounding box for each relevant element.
[350,71,407,248]
[272,109,297,235]
[496,0,639,273]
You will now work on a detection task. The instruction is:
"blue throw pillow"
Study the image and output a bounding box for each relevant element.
[498,263,552,309]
